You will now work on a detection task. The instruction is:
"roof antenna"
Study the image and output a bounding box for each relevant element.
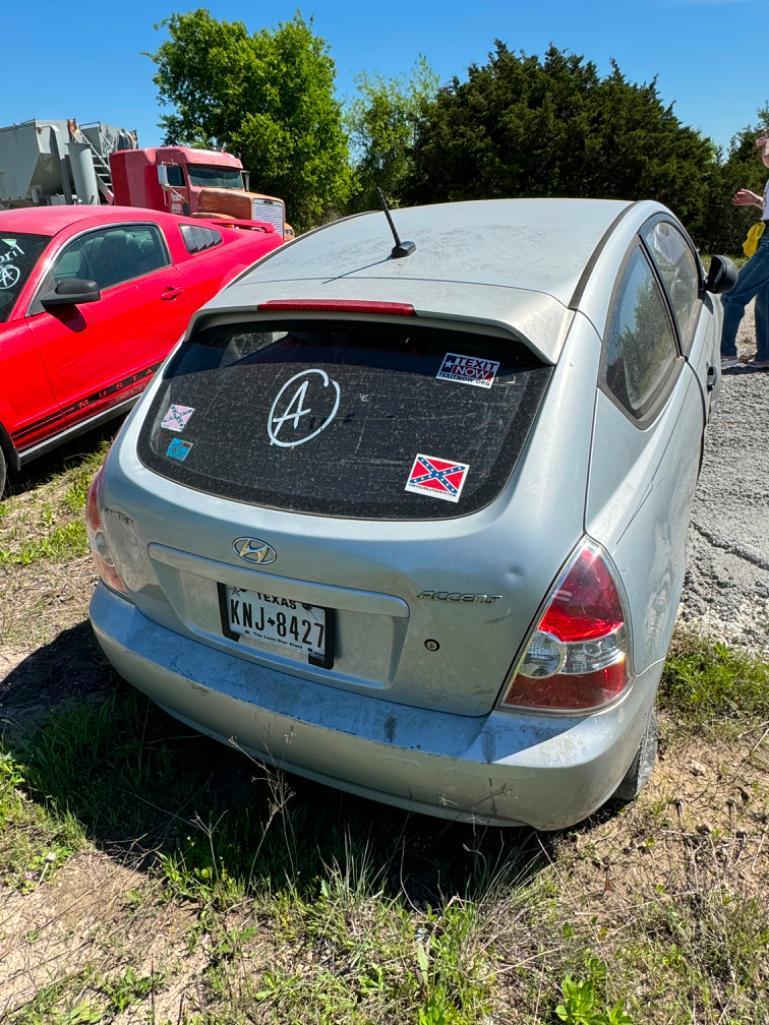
[376,187,416,259]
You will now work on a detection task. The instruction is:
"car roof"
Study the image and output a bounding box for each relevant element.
[235,198,630,300]
[210,198,634,363]
[0,204,178,237]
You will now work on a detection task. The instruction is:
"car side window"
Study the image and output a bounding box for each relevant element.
[603,245,679,422]
[180,224,223,254]
[52,224,169,292]
[641,220,701,355]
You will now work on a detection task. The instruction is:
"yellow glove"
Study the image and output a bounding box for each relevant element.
[743,221,766,258]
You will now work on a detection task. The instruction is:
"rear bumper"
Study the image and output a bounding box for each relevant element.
[90,584,661,830]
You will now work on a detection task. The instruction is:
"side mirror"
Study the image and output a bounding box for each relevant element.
[40,278,101,309]
[157,165,169,188]
[705,255,738,294]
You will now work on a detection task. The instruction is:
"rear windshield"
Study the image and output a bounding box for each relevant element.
[0,233,50,322]
[138,319,552,519]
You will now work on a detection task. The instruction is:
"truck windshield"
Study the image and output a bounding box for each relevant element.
[187,165,244,189]
[0,233,50,323]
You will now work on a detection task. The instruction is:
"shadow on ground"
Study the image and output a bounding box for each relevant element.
[1,623,553,906]
[1,622,107,721]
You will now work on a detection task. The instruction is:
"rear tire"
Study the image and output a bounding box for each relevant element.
[614,705,658,802]
[0,447,6,499]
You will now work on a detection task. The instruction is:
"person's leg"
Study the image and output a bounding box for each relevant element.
[720,239,769,358]
[753,280,769,361]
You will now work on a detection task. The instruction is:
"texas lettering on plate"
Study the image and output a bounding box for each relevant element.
[223,585,327,659]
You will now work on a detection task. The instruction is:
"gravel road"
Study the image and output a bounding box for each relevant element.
[679,304,769,656]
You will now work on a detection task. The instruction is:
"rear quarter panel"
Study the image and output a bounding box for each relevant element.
[578,201,706,675]
[167,223,282,315]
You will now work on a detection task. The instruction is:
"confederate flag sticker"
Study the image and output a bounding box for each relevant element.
[405,453,470,504]
[161,404,195,432]
[436,352,500,389]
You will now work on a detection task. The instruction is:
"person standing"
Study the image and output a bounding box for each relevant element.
[720,132,769,370]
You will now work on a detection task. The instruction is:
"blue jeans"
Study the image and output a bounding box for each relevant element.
[720,230,769,359]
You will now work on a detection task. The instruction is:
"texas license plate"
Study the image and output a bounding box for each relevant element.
[218,583,333,668]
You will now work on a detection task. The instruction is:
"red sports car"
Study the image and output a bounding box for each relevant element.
[0,205,283,491]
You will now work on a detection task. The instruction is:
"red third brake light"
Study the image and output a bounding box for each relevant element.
[257,299,415,316]
[500,540,630,712]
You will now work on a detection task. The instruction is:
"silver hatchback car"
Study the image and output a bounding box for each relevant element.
[87,199,730,830]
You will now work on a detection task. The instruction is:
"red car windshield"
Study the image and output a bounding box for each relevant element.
[0,233,50,323]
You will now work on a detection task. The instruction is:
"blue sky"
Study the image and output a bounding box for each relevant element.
[4,0,767,154]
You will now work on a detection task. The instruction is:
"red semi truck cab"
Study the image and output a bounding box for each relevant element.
[109,147,293,239]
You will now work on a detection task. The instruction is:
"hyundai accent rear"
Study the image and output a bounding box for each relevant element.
[88,198,716,828]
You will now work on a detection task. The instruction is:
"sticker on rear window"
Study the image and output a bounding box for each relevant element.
[436,353,500,389]
[405,454,469,504]
[268,368,341,448]
[161,404,195,432]
[166,438,193,462]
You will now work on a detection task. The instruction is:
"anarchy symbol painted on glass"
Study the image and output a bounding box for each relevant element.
[267,368,341,448]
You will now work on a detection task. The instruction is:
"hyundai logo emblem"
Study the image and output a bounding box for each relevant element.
[233,537,277,565]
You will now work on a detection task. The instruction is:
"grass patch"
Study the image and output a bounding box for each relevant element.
[0,442,106,568]
[2,636,768,1023]
[6,688,542,1022]
[95,965,168,1015]
[660,636,769,727]
[0,748,85,890]
[0,520,88,567]
[8,974,101,1025]
[253,870,496,1024]
[611,887,769,1024]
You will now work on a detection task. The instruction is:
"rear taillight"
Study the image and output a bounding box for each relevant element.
[500,540,630,712]
[86,468,128,597]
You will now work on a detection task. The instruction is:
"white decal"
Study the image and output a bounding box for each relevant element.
[0,241,24,260]
[0,264,20,288]
[0,241,23,289]
[161,404,195,432]
[436,352,500,389]
[267,368,341,448]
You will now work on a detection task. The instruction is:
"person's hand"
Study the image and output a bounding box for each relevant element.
[733,188,762,207]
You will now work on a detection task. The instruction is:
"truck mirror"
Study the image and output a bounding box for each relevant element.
[157,165,169,188]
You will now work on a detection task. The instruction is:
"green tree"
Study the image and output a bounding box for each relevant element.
[150,9,353,230]
[407,44,717,246]
[698,104,769,254]
[347,56,439,211]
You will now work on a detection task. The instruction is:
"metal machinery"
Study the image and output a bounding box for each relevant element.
[0,119,137,209]
[0,122,292,239]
